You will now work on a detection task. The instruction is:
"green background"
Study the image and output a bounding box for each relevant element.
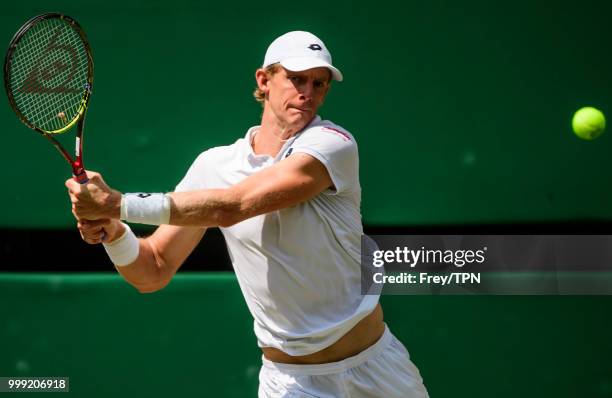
[1,0,611,227]
[1,274,611,398]
[1,2,611,397]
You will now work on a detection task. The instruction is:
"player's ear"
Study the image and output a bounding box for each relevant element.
[255,69,270,94]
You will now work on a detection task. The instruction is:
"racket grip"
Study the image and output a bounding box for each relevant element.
[73,159,88,184]
[73,169,89,184]
[72,165,105,240]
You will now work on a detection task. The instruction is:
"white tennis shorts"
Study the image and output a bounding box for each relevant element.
[258,325,429,398]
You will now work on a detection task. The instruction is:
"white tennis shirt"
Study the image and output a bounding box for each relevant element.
[175,116,379,356]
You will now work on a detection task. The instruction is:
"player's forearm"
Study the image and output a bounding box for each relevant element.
[117,184,265,227]
[113,238,174,293]
[167,189,242,227]
[102,223,175,293]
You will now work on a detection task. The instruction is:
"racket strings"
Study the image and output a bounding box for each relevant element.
[9,18,89,133]
[17,20,87,125]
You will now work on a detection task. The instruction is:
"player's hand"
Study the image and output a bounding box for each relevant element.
[65,170,122,221]
[77,218,124,245]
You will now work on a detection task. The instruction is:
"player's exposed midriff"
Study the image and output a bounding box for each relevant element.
[261,303,385,365]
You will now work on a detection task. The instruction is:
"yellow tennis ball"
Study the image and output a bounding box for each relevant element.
[572,107,606,140]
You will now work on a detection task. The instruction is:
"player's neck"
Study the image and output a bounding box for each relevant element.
[260,108,296,139]
[254,108,310,157]
[251,126,288,157]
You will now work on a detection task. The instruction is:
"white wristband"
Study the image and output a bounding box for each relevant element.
[121,193,171,225]
[102,223,140,267]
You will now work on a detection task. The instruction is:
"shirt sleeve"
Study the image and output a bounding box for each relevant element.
[174,151,209,192]
[289,125,359,195]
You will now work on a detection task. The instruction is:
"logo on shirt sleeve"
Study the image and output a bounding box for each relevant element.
[284,147,294,158]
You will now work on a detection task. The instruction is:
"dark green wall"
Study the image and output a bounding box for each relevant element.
[1,0,611,227]
[1,274,611,397]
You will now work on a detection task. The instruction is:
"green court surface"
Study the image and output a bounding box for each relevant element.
[1,273,611,397]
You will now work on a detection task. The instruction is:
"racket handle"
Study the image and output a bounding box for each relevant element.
[72,164,106,241]
[73,173,89,184]
[73,164,88,184]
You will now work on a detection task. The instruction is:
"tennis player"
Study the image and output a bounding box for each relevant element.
[66,31,429,398]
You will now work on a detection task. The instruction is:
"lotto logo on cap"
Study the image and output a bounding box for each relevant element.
[263,31,343,81]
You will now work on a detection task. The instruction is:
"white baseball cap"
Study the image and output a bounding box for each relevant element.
[262,31,343,82]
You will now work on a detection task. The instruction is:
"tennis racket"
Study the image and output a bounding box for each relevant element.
[4,13,94,184]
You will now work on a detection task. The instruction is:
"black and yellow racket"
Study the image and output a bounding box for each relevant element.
[4,13,94,183]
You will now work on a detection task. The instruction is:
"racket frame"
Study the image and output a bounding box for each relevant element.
[3,12,94,183]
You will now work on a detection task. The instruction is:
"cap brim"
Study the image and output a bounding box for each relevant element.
[280,57,343,82]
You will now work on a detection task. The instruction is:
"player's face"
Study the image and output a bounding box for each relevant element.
[266,66,331,132]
